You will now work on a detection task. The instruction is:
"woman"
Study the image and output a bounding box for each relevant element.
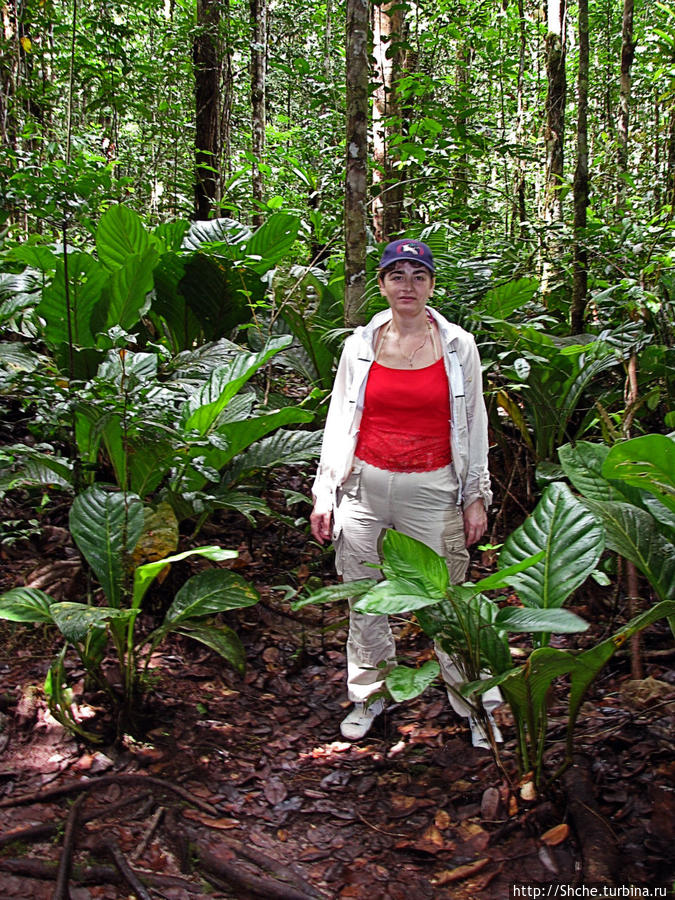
[310,239,502,746]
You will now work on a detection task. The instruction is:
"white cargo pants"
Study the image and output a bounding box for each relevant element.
[334,458,501,718]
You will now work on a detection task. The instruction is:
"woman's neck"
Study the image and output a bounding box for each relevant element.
[390,306,429,337]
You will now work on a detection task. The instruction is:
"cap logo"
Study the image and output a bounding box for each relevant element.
[398,242,422,256]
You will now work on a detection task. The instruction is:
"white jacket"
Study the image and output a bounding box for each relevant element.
[312,306,493,517]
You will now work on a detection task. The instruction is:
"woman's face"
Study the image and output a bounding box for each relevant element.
[379,261,434,317]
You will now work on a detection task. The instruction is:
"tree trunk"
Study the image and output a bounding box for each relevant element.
[544,0,566,227]
[453,39,471,209]
[512,0,527,239]
[541,0,567,295]
[193,0,222,221]
[250,0,267,227]
[344,0,369,327]
[570,0,589,334]
[617,0,635,186]
[668,104,675,206]
[221,0,233,180]
[372,0,404,243]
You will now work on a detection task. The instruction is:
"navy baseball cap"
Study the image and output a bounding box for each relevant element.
[378,239,435,273]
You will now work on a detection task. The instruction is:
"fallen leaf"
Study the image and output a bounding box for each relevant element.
[541,823,570,846]
[434,857,490,884]
[264,778,288,805]
[182,809,239,829]
[480,786,502,820]
[435,809,452,830]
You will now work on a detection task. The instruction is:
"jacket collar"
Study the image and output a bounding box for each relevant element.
[356,306,465,356]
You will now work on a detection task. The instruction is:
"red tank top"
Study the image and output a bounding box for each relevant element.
[355,358,451,472]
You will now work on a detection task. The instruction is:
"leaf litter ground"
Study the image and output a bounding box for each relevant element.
[0,493,674,899]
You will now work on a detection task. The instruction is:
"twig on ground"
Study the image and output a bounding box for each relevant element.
[106,839,153,900]
[53,792,86,900]
[131,805,164,862]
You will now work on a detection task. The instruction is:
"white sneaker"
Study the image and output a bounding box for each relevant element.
[340,699,385,740]
[469,714,504,749]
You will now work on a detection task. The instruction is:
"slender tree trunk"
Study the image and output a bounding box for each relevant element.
[617,0,635,190]
[453,41,471,209]
[571,0,589,334]
[541,0,567,295]
[668,105,675,206]
[193,0,222,221]
[512,0,527,239]
[221,0,233,180]
[544,0,566,226]
[250,0,267,227]
[372,0,404,242]
[344,0,369,327]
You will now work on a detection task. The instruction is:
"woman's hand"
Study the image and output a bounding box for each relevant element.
[310,507,333,544]
[463,499,487,547]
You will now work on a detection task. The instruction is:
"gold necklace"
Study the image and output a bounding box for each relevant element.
[397,318,432,368]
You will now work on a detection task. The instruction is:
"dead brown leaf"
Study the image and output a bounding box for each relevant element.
[541,823,570,846]
[182,809,239,829]
[434,857,491,884]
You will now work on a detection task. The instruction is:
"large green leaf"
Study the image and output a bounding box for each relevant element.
[182,217,252,252]
[178,254,256,341]
[150,252,196,352]
[499,482,604,609]
[50,601,134,643]
[132,546,238,610]
[291,579,378,610]
[96,247,158,338]
[163,568,259,625]
[495,606,589,633]
[69,487,145,606]
[478,277,538,320]
[0,588,55,623]
[96,205,150,270]
[153,220,189,252]
[379,529,448,597]
[474,551,546,592]
[353,577,439,614]
[226,429,323,485]
[38,252,107,349]
[179,408,314,493]
[175,622,246,674]
[244,213,300,272]
[386,660,440,702]
[603,434,675,517]
[558,441,616,501]
[182,336,292,434]
[582,499,675,601]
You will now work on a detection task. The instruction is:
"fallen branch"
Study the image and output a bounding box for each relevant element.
[106,839,153,900]
[0,791,151,848]
[0,773,218,816]
[53,792,85,900]
[131,805,164,861]
[0,857,200,892]
[182,825,327,900]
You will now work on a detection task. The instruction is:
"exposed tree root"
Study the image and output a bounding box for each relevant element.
[0,772,218,815]
[0,791,150,848]
[0,858,200,892]
[183,825,329,900]
[563,754,621,885]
